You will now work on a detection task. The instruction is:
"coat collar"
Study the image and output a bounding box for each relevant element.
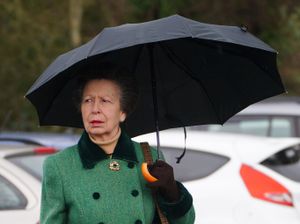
[78,130,138,169]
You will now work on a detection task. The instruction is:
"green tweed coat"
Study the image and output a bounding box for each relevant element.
[40,131,195,224]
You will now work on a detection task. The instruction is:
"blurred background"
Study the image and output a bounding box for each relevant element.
[1,1,300,224]
[1,0,300,133]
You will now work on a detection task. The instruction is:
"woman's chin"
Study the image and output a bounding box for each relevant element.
[88,127,105,135]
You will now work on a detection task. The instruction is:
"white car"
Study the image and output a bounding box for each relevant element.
[134,130,300,224]
[0,140,57,224]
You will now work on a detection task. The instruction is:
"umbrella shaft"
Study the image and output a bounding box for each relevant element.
[148,44,160,159]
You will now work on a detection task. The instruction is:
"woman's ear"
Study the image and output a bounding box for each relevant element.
[120,112,126,122]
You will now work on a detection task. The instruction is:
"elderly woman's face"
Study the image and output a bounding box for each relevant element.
[81,79,126,140]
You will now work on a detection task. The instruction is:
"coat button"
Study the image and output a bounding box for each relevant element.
[135,220,142,224]
[131,190,139,197]
[93,192,100,200]
[128,162,135,168]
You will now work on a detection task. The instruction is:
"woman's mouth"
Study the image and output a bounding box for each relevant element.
[90,120,103,126]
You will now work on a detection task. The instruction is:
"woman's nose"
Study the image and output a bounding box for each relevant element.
[92,101,101,113]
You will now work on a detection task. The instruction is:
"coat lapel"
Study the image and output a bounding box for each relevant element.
[78,130,138,169]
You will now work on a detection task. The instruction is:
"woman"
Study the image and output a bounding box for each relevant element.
[40,65,195,224]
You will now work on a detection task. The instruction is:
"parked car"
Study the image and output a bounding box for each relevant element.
[0,140,57,223]
[133,130,300,224]
[189,96,300,137]
[0,131,80,149]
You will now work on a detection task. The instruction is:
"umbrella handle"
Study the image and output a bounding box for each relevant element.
[141,162,158,182]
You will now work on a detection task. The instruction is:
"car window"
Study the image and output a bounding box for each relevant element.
[261,144,300,182]
[270,117,295,137]
[191,115,299,138]
[160,147,229,182]
[190,116,270,137]
[230,119,269,136]
[7,154,48,181]
[0,175,27,210]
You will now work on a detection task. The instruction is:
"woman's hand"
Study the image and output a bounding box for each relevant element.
[147,160,180,202]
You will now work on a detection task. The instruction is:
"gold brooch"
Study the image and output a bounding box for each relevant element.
[109,161,120,171]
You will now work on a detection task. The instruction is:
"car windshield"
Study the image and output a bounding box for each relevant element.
[261,144,300,182]
[7,154,48,181]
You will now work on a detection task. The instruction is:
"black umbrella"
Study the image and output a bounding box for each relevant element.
[26,15,285,146]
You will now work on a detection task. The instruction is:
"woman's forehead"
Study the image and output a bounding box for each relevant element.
[83,79,121,96]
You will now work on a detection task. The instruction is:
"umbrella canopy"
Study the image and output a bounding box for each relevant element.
[26,14,285,138]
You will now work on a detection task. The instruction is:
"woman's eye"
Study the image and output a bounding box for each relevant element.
[101,98,111,103]
[83,98,92,103]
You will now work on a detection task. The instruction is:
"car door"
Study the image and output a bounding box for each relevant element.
[0,160,40,224]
